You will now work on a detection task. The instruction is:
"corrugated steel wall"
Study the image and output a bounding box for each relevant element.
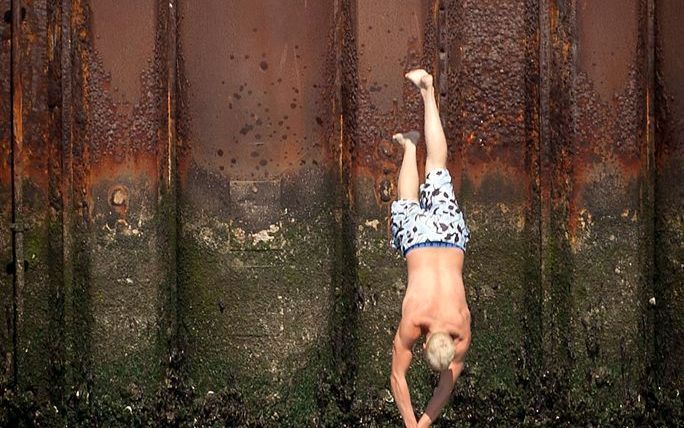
[0,0,681,425]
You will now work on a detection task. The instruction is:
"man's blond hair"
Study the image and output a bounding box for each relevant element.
[425,332,455,371]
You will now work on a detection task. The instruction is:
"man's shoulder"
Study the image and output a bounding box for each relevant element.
[396,315,421,345]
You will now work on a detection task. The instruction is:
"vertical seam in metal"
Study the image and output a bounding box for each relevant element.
[645,0,656,367]
[10,0,24,387]
[167,0,180,342]
[60,0,74,391]
[334,0,346,196]
[167,0,177,192]
[538,0,550,359]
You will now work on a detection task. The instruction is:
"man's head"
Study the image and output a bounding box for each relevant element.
[424,331,455,371]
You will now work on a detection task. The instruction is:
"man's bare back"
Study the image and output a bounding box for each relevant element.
[402,247,470,344]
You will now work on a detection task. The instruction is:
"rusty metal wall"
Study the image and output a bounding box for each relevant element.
[0,0,14,388]
[176,0,339,407]
[1,0,178,402]
[0,0,13,389]
[442,0,541,396]
[0,0,681,424]
[654,0,683,392]
[1,0,62,397]
[542,0,652,403]
[77,0,175,396]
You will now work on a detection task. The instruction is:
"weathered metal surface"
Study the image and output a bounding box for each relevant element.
[568,0,650,404]
[351,0,434,197]
[539,0,575,390]
[0,0,681,425]
[0,0,14,386]
[67,0,173,396]
[9,0,57,395]
[654,0,684,390]
[178,0,332,181]
[177,1,338,415]
[540,0,655,408]
[10,0,24,390]
[442,0,541,401]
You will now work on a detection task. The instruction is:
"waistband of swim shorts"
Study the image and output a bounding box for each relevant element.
[404,240,465,256]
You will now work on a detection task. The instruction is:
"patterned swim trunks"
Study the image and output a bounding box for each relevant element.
[391,168,470,257]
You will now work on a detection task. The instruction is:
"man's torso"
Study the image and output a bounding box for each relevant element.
[402,247,469,336]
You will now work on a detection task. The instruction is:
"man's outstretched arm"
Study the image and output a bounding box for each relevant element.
[417,330,470,428]
[390,324,418,428]
[416,360,464,427]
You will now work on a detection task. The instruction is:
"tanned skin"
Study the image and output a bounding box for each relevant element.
[389,69,472,428]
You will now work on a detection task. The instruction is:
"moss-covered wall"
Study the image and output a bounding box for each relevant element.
[0,0,681,427]
[177,166,336,425]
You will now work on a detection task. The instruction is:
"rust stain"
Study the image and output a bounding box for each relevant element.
[350,0,435,205]
[0,51,10,187]
[178,0,336,182]
[566,0,644,236]
[442,0,535,209]
[576,0,638,101]
[11,73,22,156]
[90,0,155,108]
[66,0,170,214]
[86,154,159,184]
[655,0,684,169]
[3,1,658,242]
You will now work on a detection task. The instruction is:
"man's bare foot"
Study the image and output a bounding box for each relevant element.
[392,131,420,149]
[405,69,433,91]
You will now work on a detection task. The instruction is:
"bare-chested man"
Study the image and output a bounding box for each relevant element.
[389,69,472,428]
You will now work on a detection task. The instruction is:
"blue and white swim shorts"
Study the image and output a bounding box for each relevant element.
[391,168,470,257]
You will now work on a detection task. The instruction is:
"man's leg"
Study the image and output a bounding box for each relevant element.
[393,131,420,201]
[405,69,447,173]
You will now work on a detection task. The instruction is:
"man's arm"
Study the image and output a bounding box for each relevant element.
[416,360,463,428]
[390,322,419,428]
[417,329,470,428]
